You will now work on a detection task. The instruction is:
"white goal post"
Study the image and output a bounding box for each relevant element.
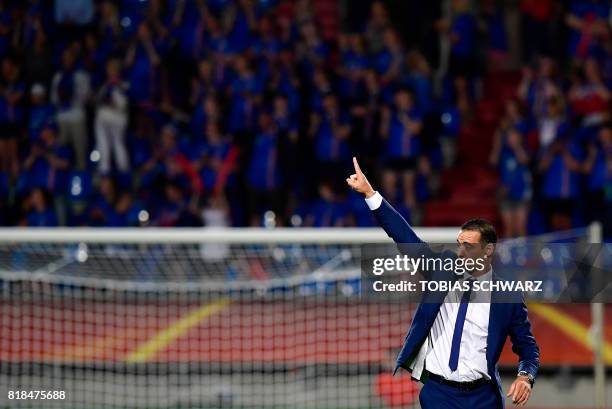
[0,227,460,244]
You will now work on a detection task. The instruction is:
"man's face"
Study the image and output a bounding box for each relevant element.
[456,230,491,273]
[457,230,495,273]
[457,230,483,259]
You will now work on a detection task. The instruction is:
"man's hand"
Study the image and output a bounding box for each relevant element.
[506,376,531,406]
[346,157,375,198]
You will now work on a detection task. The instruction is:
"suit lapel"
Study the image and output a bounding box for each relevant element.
[487,297,500,367]
[486,274,510,370]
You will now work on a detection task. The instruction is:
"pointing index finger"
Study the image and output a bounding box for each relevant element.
[353,157,362,175]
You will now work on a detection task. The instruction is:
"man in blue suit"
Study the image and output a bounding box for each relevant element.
[347,157,539,408]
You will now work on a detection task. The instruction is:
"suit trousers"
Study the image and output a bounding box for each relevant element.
[419,377,502,409]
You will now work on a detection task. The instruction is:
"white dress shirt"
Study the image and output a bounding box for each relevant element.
[424,270,491,381]
[365,191,492,381]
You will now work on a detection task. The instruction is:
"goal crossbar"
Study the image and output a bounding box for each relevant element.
[0,227,460,244]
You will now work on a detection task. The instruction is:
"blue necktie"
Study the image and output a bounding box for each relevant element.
[448,280,474,371]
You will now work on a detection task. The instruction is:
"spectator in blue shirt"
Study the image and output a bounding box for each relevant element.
[227,0,257,53]
[252,22,280,91]
[191,95,221,141]
[309,93,352,182]
[296,22,328,78]
[442,0,479,78]
[337,33,369,106]
[87,175,116,226]
[189,60,215,109]
[375,28,404,85]
[380,87,422,210]
[28,84,56,143]
[490,98,532,161]
[566,0,610,60]
[517,57,562,121]
[582,123,611,225]
[22,188,58,227]
[349,69,383,153]
[20,122,71,225]
[536,96,570,154]
[304,181,351,227]
[247,110,284,226]
[138,124,202,203]
[97,1,123,58]
[0,57,24,179]
[154,180,202,227]
[491,127,532,238]
[228,55,261,141]
[105,191,139,227]
[125,22,161,108]
[273,94,299,142]
[82,32,108,90]
[20,123,71,200]
[364,1,391,55]
[273,93,300,199]
[272,48,301,114]
[154,180,183,227]
[251,15,282,69]
[206,13,235,62]
[403,51,433,114]
[171,0,207,63]
[481,0,508,70]
[23,1,51,45]
[190,121,232,195]
[309,68,332,114]
[539,134,584,231]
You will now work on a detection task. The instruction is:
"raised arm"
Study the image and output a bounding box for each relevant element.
[346,157,424,244]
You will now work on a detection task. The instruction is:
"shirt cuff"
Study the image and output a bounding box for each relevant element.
[364,191,383,210]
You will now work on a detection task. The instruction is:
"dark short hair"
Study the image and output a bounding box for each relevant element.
[460,218,497,245]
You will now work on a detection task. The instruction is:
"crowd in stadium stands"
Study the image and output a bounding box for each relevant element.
[492,0,611,238]
[0,0,609,237]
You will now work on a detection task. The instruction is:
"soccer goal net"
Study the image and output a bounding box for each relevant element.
[0,226,602,409]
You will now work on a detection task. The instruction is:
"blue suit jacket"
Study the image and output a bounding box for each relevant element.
[372,198,540,403]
